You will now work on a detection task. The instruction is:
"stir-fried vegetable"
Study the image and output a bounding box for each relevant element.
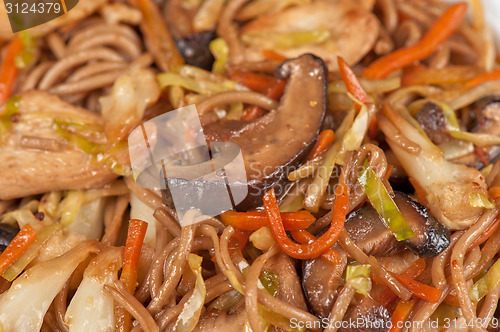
[358,160,416,241]
[128,0,183,71]
[470,258,500,303]
[264,184,349,259]
[338,56,371,108]
[0,224,37,276]
[220,210,315,231]
[229,71,275,93]
[249,226,276,251]
[243,78,286,121]
[0,240,98,331]
[65,247,123,332]
[0,37,23,104]
[100,68,160,144]
[363,3,468,79]
[465,68,500,88]
[116,219,148,331]
[389,299,416,332]
[379,103,488,230]
[392,274,442,303]
[209,38,229,75]
[436,99,500,147]
[346,263,372,296]
[307,129,335,160]
[172,254,207,331]
[2,224,61,281]
[290,230,340,264]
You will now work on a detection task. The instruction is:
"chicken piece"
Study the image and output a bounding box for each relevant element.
[0,91,116,200]
[240,0,379,70]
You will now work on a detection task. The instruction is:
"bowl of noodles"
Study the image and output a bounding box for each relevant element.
[1,0,500,331]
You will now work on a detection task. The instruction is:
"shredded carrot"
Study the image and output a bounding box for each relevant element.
[116,219,148,332]
[291,230,340,264]
[220,210,315,231]
[0,224,37,276]
[263,184,349,259]
[368,114,378,139]
[475,145,490,166]
[444,294,461,307]
[307,129,336,160]
[409,177,429,208]
[233,230,250,250]
[363,3,468,79]
[337,56,371,110]
[262,49,287,61]
[489,186,500,199]
[229,71,275,93]
[0,37,23,104]
[121,219,148,292]
[389,299,416,332]
[242,79,286,121]
[469,215,500,250]
[392,273,442,303]
[465,68,500,88]
[375,258,426,307]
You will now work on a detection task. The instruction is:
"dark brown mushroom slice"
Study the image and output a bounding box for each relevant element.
[161,54,327,211]
[414,102,451,145]
[343,192,450,258]
[392,191,450,257]
[339,296,391,332]
[470,97,500,166]
[263,252,308,311]
[0,223,19,252]
[302,250,347,318]
[175,30,216,71]
[344,202,405,257]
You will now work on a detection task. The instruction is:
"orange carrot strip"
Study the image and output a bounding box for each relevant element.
[262,49,287,61]
[264,184,349,259]
[307,129,336,160]
[375,259,426,307]
[117,219,148,332]
[338,56,371,109]
[363,3,468,79]
[489,187,500,199]
[392,274,442,303]
[121,219,148,293]
[0,37,23,104]
[291,230,340,264]
[220,210,315,231]
[229,71,275,93]
[243,79,286,121]
[469,216,500,250]
[0,224,37,276]
[465,68,500,88]
[389,299,416,332]
[444,294,461,307]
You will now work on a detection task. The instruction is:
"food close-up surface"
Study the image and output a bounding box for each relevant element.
[2,0,500,331]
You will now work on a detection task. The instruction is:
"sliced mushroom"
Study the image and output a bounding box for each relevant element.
[263,252,308,311]
[162,54,327,210]
[340,296,391,332]
[302,250,348,318]
[414,102,451,145]
[0,223,19,252]
[0,91,117,200]
[175,30,216,71]
[468,97,500,166]
[344,203,405,257]
[344,192,450,258]
[392,192,450,257]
